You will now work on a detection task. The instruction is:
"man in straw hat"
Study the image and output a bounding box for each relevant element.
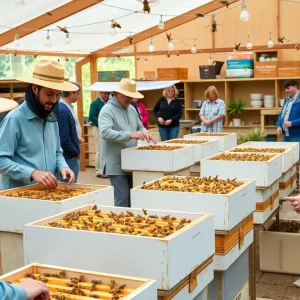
[0,59,77,190]
[99,78,156,207]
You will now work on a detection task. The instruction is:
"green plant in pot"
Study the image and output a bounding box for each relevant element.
[228,99,246,126]
[239,127,267,143]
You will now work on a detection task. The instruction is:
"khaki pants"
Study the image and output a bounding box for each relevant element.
[93,126,101,175]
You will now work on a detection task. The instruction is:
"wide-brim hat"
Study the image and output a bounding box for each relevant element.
[0,98,18,113]
[113,78,144,99]
[16,59,79,92]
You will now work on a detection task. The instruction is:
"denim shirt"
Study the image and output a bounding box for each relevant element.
[0,102,68,190]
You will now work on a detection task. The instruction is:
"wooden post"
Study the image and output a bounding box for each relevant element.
[90,53,98,101]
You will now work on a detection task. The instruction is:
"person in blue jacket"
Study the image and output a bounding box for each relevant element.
[277,79,300,143]
[0,278,49,300]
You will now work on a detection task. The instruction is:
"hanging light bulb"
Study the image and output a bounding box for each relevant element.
[144,58,148,64]
[158,15,164,30]
[268,32,274,48]
[65,32,71,45]
[246,35,252,50]
[240,1,250,22]
[149,37,155,52]
[13,29,20,47]
[208,54,212,65]
[191,39,197,54]
[45,30,51,48]
[15,0,25,7]
[167,40,174,51]
[109,20,117,36]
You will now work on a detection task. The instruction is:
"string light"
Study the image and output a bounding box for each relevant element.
[208,54,212,65]
[191,39,197,54]
[167,40,174,51]
[65,32,71,45]
[109,20,117,36]
[144,58,148,64]
[15,0,25,7]
[246,35,252,49]
[45,30,51,48]
[240,0,250,21]
[268,32,274,48]
[148,37,155,52]
[158,15,164,30]
[13,29,20,47]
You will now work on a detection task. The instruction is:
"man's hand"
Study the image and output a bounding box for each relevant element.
[277,127,282,135]
[19,278,50,300]
[157,117,165,125]
[78,136,85,144]
[60,168,75,185]
[283,121,292,128]
[285,194,300,212]
[164,119,172,126]
[31,170,58,189]
[130,131,147,141]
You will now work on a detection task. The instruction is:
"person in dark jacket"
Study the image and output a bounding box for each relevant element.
[153,85,182,141]
[58,82,81,182]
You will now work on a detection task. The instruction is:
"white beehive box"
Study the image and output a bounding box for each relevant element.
[201,153,282,187]
[241,141,299,165]
[254,181,280,224]
[121,145,195,172]
[0,264,157,299]
[159,139,219,162]
[0,183,114,232]
[183,133,237,151]
[131,176,256,231]
[227,146,293,173]
[24,205,215,292]
[279,165,297,198]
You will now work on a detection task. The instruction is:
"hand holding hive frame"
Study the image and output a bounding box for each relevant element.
[141,176,243,194]
[137,145,183,150]
[165,140,209,144]
[0,188,92,201]
[9,271,133,300]
[231,147,286,153]
[210,153,275,162]
[46,205,191,238]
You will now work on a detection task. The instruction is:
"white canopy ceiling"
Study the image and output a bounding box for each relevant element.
[0,0,212,55]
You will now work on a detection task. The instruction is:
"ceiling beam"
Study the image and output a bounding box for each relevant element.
[100,43,299,57]
[0,49,88,57]
[0,0,103,47]
[94,0,239,57]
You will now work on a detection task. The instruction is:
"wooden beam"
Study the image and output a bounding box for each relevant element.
[98,43,299,57]
[93,0,239,57]
[0,0,102,47]
[277,0,281,39]
[0,49,87,58]
[90,54,98,100]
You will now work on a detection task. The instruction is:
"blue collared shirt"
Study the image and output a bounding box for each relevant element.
[0,102,68,190]
[200,99,225,132]
[0,281,27,300]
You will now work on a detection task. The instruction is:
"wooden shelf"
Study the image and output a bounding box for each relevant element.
[186,108,200,111]
[223,126,255,128]
[265,126,277,128]
[226,108,281,110]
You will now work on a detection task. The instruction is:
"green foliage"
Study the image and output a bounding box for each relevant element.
[228,99,246,116]
[239,128,267,143]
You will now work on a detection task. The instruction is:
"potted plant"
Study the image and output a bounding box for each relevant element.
[228,99,246,126]
[239,127,267,143]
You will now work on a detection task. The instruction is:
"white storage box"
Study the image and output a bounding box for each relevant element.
[255,181,280,224]
[183,133,237,151]
[131,176,255,231]
[0,183,114,233]
[160,139,219,162]
[24,205,215,292]
[279,165,297,198]
[228,146,293,173]
[0,264,157,299]
[201,153,282,187]
[121,144,195,172]
[240,141,299,164]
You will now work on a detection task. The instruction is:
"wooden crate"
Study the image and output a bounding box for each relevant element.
[121,145,195,172]
[160,139,219,162]
[183,133,237,151]
[201,153,282,188]
[228,146,293,173]
[24,205,215,292]
[157,68,188,80]
[279,165,297,198]
[255,181,280,224]
[0,264,157,299]
[278,61,300,77]
[0,183,114,232]
[131,176,256,231]
[241,141,299,165]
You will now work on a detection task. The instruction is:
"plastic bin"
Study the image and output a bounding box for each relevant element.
[191,126,202,133]
[199,61,224,79]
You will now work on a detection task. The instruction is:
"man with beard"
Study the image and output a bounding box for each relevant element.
[0,59,77,190]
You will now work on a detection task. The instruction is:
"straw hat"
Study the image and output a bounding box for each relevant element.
[113,78,144,99]
[16,59,79,92]
[0,98,18,113]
